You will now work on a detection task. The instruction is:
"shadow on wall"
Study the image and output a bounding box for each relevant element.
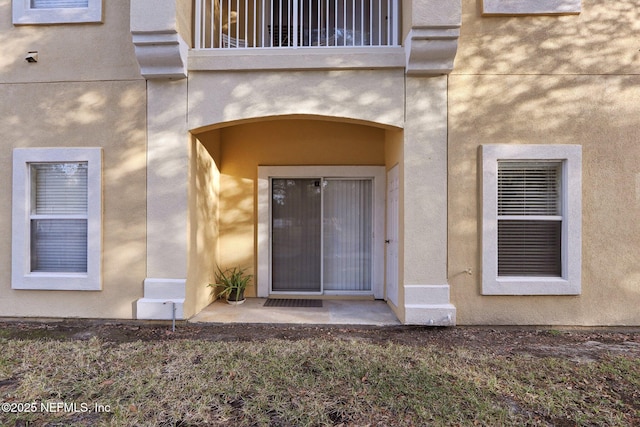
[187,69,406,131]
[0,79,148,317]
[447,0,640,323]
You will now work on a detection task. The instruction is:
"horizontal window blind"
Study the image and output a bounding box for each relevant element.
[498,220,561,276]
[31,0,88,8]
[32,163,88,215]
[30,163,88,273]
[497,161,562,277]
[498,161,561,216]
[31,219,88,272]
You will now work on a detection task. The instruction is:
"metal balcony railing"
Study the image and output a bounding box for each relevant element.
[195,0,400,49]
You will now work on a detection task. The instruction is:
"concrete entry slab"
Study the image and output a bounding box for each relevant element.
[189,298,401,326]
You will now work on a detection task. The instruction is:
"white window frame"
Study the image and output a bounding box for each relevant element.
[481,0,581,16]
[480,144,581,295]
[257,166,385,299]
[12,148,102,291]
[13,0,103,25]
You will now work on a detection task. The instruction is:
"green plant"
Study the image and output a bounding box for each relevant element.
[209,266,253,301]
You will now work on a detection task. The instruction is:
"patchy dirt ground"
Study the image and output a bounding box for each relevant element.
[1,319,639,363]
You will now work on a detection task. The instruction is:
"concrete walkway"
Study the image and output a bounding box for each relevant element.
[189,298,401,326]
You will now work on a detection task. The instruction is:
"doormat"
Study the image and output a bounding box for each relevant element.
[264,299,323,308]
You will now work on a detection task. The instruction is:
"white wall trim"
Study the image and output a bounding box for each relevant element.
[131,31,188,79]
[482,0,581,16]
[130,0,187,79]
[403,284,456,325]
[13,0,103,25]
[480,144,582,295]
[189,47,405,72]
[404,27,461,76]
[136,278,186,320]
[12,148,102,291]
[257,166,385,299]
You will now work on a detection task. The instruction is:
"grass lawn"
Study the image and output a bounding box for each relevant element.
[0,327,638,426]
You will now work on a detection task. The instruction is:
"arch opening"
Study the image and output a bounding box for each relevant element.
[189,116,403,302]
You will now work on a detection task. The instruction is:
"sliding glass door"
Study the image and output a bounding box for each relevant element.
[272,179,322,292]
[271,177,373,293]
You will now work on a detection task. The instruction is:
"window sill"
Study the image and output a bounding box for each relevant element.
[482,277,581,296]
[12,0,103,25]
[482,0,581,16]
[13,273,100,291]
[188,47,405,72]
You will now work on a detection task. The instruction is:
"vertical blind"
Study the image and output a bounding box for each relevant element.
[323,179,372,291]
[497,161,562,277]
[30,163,88,273]
[31,0,89,8]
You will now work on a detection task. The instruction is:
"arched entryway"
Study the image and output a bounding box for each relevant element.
[139,74,456,325]
[191,116,402,303]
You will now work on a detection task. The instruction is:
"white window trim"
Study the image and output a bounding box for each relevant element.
[13,0,103,25]
[482,0,581,16]
[257,166,385,299]
[480,144,581,295]
[12,148,102,291]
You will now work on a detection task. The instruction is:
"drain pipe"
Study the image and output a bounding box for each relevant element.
[163,301,176,332]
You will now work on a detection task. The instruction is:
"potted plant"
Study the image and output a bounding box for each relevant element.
[209,266,252,305]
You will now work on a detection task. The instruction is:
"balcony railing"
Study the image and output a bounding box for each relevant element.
[195,0,400,49]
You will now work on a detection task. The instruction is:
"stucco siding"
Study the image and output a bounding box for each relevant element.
[186,134,221,317]
[188,69,405,131]
[0,80,147,318]
[0,1,142,83]
[448,0,640,325]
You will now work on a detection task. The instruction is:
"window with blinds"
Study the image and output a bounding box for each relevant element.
[31,0,89,8]
[13,0,101,24]
[29,163,88,273]
[497,161,562,277]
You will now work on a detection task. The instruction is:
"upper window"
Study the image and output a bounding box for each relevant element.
[482,0,581,16]
[13,0,103,25]
[481,145,581,295]
[12,148,102,290]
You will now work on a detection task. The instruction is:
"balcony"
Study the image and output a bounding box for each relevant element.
[194,0,400,49]
[131,0,459,78]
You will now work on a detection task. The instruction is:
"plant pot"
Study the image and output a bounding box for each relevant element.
[227,288,245,305]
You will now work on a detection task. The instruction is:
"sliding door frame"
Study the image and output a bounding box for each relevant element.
[258,166,385,299]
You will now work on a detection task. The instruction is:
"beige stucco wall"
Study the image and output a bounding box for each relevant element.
[188,70,405,130]
[448,0,640,325]
[186,134,221,316]
[176,0,194,47]
[0,1,142,82]
[401,0,412,42]
[0,80,147,318]
[195,119,387,298]
[0,0,147,318]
